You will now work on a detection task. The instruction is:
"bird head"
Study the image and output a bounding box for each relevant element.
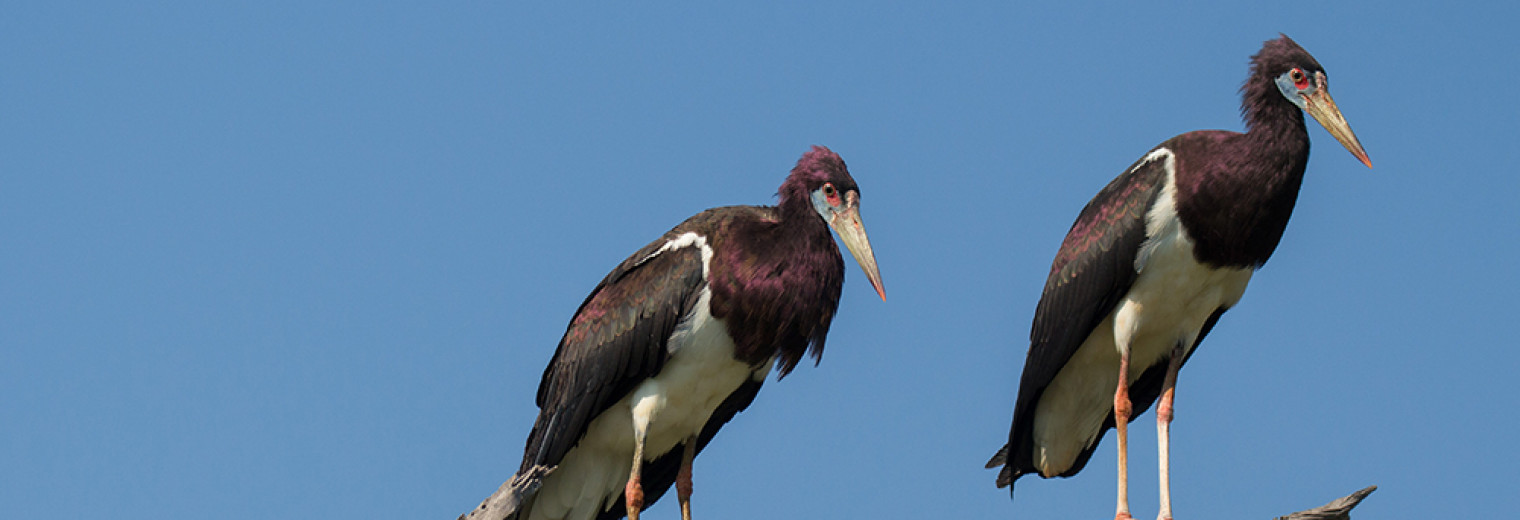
[788,146,887,301]
[1260,35,1373,168]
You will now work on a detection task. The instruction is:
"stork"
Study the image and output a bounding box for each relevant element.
[495,146,885,520]
[987,35,1371,520]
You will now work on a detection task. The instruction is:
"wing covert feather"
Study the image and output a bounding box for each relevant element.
[996,149,1170,486]
[519,232,707,472]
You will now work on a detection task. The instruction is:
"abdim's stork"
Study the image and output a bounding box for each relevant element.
[986,35,1371,520]
[498,146,884,520]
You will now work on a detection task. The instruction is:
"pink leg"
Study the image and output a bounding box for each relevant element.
[626,431,647,520]
[1115,349,1134,520]
[1156,344,1184,520]
[677,438,696,520]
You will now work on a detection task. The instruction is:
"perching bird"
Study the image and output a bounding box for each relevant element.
[488,146,885,520]
[986,35,1371,520]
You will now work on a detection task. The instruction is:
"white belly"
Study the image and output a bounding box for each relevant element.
[528,287,770,520]
[1029,160,1253,477]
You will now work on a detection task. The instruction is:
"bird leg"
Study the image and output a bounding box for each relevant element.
[677,437,696,520]
[1155,343,1184,520]
[626,429,648,520]
[1114,349,1134,520]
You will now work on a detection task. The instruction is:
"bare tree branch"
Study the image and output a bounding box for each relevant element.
[458,465,552,520]
[457,474,1375,520]
[1276,485,1377,520]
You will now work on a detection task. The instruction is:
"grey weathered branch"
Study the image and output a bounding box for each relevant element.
[1276,485,1377,520]
[457,473,1374,520]
[458,465,552,520]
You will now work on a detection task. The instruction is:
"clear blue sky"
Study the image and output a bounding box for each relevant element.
[4,2,1517,519]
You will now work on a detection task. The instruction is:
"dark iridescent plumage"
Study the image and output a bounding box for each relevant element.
[993,151,1168,486]
[484,146,883,520]
[988,35,1370,517]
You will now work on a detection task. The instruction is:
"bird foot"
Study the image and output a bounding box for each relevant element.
[1115,513,1133,520]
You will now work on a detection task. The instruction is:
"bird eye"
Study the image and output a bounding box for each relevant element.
[1290,68,1309,89]
[821,183,841,206]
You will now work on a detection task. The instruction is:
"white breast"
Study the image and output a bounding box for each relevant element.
[1029,149,1253,477]
[528,284,770,520]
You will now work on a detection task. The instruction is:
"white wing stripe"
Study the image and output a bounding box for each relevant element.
[641,232,714,280]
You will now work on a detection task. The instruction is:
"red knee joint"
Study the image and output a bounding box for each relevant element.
[1114,377,1133,418]
[625,479,645,510]
[1156,388,1176,423]
[1114,394,1133,418]
[677,462,693,499]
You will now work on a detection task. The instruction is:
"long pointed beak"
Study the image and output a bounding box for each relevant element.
[1303,78,1373,168]
[829,198,886,301]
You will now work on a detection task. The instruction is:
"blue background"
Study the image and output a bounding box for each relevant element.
[5,2,1516,519]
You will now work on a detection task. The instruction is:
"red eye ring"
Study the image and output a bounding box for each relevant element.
[1290,68,1310,89]
[822,183,841,206]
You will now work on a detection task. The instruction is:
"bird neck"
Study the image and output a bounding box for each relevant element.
[772,193,840,265]
[1241,74,1312,161]
[707,200,843,375]
[1238,90,1311,203]
[774,185,837,244]
[776,179,817,218]
[1175,86,1312,268]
